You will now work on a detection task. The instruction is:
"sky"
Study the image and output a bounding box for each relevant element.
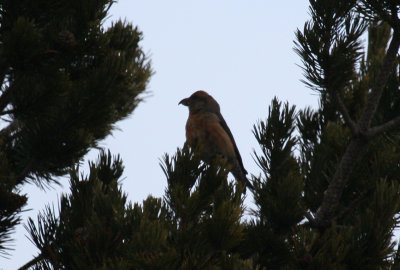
[2,1,317,269]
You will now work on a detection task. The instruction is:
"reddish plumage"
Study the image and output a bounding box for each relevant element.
[179,90,252,189]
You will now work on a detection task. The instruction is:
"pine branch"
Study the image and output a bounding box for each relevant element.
[14,159,34,185]
[368,115,400,137]
[334,189,369,221]
[18,254,43,270]
[361,1,392,25]
[313,11,400,228]
[44,243,60,270]
[313,138,367,228]
[18,243,59,270]
[333,91,359,135]
[358,30,400,131]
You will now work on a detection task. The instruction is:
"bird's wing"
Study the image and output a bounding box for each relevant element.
[216,112,247,175]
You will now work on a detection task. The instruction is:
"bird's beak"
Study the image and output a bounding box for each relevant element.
[179,97,189,106]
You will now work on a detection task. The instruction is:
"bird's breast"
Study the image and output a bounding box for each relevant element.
[185,113,235,159]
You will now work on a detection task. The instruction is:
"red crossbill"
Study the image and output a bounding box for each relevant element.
[179,90,252,189]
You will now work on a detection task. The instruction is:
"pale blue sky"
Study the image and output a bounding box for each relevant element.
[3,1,315,268]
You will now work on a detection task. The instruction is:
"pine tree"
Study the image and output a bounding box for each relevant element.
[0,0,151,254]
[22,149,253,269]
[21,0,400,269]
[240,1,400,269]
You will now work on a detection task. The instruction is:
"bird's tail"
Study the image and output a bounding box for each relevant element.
[231,166,254,191]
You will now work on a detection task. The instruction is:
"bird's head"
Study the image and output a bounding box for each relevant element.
[179,90,220,114]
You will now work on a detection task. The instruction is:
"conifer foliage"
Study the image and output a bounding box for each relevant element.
[12,0,400,269]
[0,0,151,255]
[22,150,252,269]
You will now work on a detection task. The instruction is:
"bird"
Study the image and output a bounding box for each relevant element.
[179,90,253,190]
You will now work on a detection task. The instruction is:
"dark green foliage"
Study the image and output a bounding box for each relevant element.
[295,0,365,93]
[0,0,151,253]
[252,98,304,232]
[23,150,253,269]
[1,1,151,183]
[24,151,173,269]
[15,1,400,269]
[0,187,26,257]
[236,99,303,269]
[162,147,247,269]
[24,151,165,269]
[241,1,400,269]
